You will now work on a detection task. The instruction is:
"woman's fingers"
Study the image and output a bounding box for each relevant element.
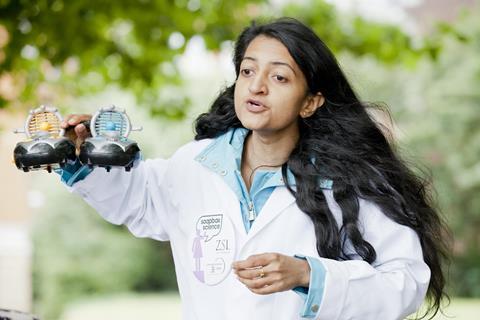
[250,283,282,295]
[236,274,271,289]
[74,123,90,140]
[236,274,284,295]
[61,114,92,129]
[62,114,92,143]
[232,253,279,270]
[235,265,272,280]
[233,252,311,295]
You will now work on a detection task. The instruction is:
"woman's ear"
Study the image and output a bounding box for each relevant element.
[300,92,325,118]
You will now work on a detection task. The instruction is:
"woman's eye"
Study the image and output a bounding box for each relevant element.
[241,69,252,76]
[274,75,287,82]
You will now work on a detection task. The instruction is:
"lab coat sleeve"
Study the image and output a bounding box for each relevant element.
[293,255,327,318]
[314,195,431,320]
[66,158,175,241]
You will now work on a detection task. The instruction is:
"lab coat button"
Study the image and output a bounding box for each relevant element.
[220,170,227,176]
[311,304,319,313]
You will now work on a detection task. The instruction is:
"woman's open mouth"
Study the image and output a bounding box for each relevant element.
[246,99,267,113]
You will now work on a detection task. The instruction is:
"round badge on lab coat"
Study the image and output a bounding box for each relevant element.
[190,213,235,286]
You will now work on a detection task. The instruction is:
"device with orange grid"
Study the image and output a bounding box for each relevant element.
[13,105,76,172]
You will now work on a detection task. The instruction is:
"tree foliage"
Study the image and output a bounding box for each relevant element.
[32,185,177,319]
[404,10,480,297]
[0,0,264,115]
[0,0,426,116]
[339,6,480,297]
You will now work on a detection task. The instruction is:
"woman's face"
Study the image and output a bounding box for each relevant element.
[234,35,319,138]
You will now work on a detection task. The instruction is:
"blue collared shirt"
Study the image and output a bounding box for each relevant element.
[56,127,331,317]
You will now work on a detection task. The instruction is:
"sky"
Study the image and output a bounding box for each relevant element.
[325,0,422,34]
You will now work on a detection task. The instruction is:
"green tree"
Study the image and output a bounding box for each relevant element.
[0,0,425,116]
[404,10,480,297]
[339,6,480,297]
[0,0,265,115]
[32,182,178,319]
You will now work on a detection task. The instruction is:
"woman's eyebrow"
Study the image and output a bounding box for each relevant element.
[242,56,297,75]
[271,61,296,75]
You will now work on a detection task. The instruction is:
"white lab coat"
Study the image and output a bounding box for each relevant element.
[68,138,430,320]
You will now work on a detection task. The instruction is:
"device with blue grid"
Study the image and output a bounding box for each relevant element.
[79,105,142,171]
[13,105,76,173]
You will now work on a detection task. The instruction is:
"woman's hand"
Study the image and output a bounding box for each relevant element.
[232,253,310,295]
[61,114,92,149]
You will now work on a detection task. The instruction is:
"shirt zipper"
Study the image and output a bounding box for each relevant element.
[248,200,256,222]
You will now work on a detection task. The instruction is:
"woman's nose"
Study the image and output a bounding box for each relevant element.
[248,74,268,95]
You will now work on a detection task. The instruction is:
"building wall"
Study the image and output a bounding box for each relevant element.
[0,111,32,312]
[406,0,477,34]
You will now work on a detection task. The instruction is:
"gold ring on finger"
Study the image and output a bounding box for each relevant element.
[259,268,265,278]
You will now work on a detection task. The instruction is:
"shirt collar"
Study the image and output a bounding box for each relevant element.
[194,128,332,190]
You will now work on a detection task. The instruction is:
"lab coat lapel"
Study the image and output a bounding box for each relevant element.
[246,186,296,241]
[212,176,248,238]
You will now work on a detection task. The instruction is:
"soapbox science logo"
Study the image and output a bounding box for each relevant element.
[191,214,235,286]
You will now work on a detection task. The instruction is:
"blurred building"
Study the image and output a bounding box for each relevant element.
[0,112,32,312]
[406,0,477,34]
[331,0,477,36]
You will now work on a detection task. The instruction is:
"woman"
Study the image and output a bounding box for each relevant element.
[61,18,449,319]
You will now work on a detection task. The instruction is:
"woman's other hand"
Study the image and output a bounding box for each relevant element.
[232,253,310,295]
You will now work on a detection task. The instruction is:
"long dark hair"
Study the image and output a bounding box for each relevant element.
[194,17,450,318]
